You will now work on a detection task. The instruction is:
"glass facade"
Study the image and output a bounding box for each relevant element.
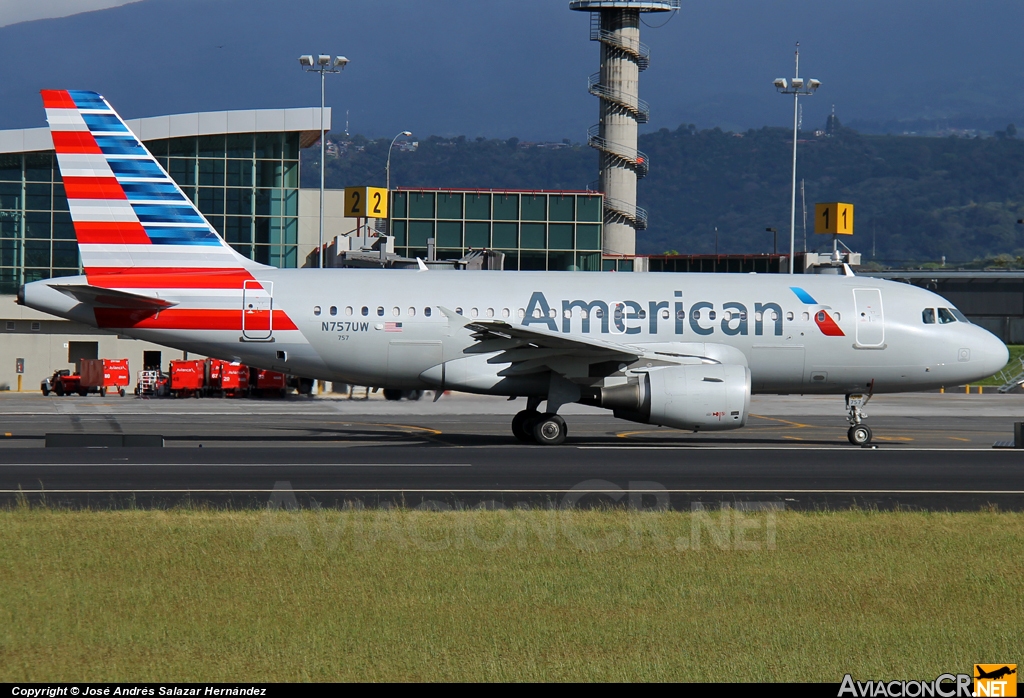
[0,132,301,294]
[0,152,76,294]
[389,189,604,271]
[148,132,301,268]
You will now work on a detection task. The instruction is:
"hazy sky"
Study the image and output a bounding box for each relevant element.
[0,0,142,27]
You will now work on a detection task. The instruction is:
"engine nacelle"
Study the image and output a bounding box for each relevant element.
[607,364,751,432]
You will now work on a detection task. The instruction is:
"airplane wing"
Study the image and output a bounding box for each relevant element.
[50,284,178,310]
[440,306,642,377]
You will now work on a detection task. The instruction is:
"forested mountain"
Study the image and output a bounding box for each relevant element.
[305,124,1024,265]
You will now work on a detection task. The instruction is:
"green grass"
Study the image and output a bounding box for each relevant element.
[976,344,1024,386]
[1,508,1021,682]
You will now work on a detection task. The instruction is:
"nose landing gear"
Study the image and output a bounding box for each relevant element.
[846,393,873,445]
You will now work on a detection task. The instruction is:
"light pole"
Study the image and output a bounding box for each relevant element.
[774,43,820,274]
[385,131,412,236]
[299,53,348,268]
[386,131,412,192]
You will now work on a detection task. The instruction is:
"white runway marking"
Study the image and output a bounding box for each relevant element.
[577,446,1012,452]
[0,463,472,468]
[2,488,1022,495]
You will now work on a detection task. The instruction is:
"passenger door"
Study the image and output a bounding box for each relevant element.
[242,280,273,341]
[853,288,884,347]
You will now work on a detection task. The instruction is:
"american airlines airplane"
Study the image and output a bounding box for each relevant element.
[19,91,1010,446]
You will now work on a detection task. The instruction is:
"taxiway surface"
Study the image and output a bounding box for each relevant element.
[1,392,1022,510]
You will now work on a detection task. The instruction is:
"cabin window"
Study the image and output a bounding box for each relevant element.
[345,306,353,316]
[329,306,337,316]
[563,309,572,319]
[802,312,810,321]
[770,311,779,321]
[786,312,794,321]
[502,308,510,318]
[549,308,556,318]
[424,307,432,317]
[518,308,525,318]
[833,312,841,321]
[692,310,701,320]
[471,308,479,318]
[486,308,494,318]
[456,307,464,315]
[638,309,647,319]
[676,309,685,320]
[755,312,763,322]
[661,309,670,320]
[392,307,400,317]
[938,307,957,324]
[361,306,369,316]
[408,307,416,317]
[708,310,716,321]
[377,306,384,316]
[313,306,321,316]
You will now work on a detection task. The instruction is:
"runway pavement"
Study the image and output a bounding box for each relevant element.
[1,392,1022,510]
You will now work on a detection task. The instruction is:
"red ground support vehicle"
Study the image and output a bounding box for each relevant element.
[250,368,288,397]
[41,369,81,396]
[79,358,130,396]
[216,361,249,397]
[169,359,205,398]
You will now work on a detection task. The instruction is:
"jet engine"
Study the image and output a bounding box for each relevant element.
[587,364,751,431]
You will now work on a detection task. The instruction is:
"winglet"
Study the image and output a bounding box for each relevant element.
[416,258,429,272]
[437,305,469,327]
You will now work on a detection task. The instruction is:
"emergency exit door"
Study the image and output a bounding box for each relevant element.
[853,288,884,347]
[242,280,273,340]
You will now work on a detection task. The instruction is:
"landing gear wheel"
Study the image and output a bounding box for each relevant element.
[848,425,873,446]
[512,410,540,443]
[382,389,403,401]
[100,387,106,397]
[119,388,126,397]
[532,413,567,446]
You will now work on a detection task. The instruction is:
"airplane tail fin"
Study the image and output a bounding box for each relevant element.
[41,90,262,286]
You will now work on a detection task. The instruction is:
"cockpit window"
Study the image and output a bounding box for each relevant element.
[950,308,969,323]
[922,308,935,324]
[937,307,957,324]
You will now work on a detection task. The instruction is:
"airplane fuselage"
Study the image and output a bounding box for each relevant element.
[24,268,1009,397]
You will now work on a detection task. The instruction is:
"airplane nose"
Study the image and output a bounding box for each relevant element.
[974,328,1009,378]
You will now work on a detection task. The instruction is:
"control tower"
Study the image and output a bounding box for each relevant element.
[570,1,679,256]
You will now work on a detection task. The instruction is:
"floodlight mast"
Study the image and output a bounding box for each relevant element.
[774,43,820,273]
[299,54,348,268]
[386,131,413,234]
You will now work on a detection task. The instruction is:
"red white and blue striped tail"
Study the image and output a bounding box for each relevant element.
[42,89,264,289]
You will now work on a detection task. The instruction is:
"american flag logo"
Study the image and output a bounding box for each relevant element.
[384,322,403,332]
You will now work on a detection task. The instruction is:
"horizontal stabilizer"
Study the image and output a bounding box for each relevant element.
[51,284,177,310]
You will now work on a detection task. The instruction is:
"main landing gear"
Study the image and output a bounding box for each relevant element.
[846,393,873,446]
[512,397,568,445]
